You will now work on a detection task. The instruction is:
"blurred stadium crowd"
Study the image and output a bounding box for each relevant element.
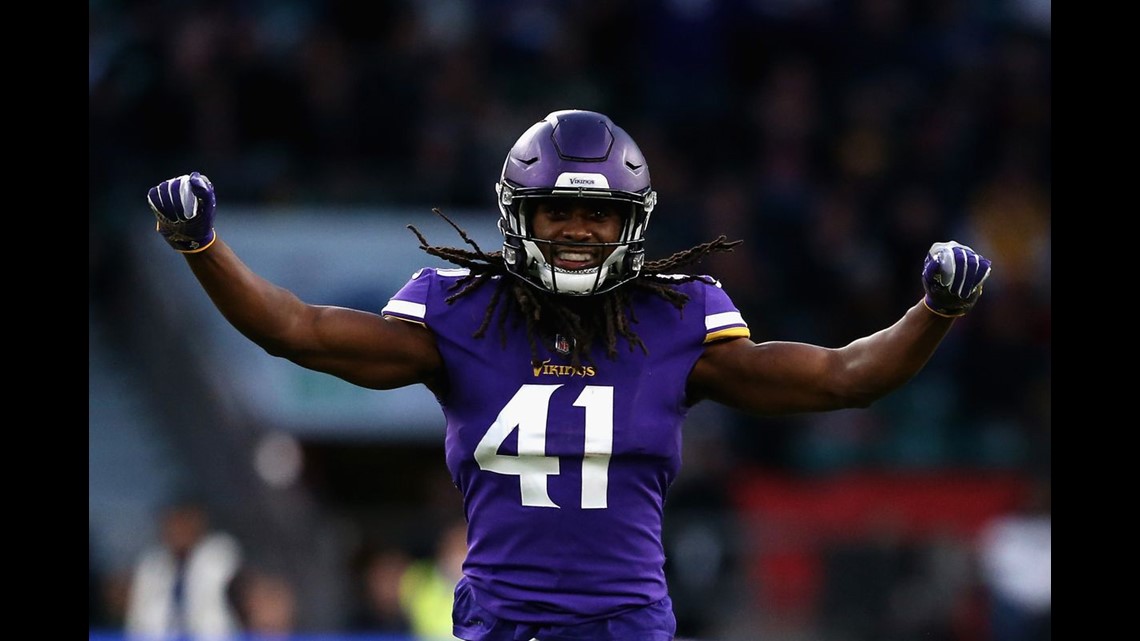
[90,1,1050,640]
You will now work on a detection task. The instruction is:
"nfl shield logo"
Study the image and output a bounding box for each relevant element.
[554,334,574,355]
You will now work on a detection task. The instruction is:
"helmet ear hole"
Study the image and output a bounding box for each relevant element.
[501,243,520,268]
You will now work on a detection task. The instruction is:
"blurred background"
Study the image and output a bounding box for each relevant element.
[89,1,1050,640]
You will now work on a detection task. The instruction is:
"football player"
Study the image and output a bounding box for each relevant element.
[147,110,991,640]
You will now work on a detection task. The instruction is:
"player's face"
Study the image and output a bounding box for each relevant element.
[529,198,624,271]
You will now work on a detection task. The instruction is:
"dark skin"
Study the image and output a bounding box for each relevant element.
[184,198,955,414]
[529,197,625,272]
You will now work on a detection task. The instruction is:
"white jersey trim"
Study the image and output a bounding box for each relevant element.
[381,299,426,320]
[705,311,745,331]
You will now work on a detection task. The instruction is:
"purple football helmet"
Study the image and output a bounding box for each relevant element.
[495,110,658,296]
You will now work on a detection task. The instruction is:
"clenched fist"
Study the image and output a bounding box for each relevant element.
[147,172,217,253]
[922,241,992,317]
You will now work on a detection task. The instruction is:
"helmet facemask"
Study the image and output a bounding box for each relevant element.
[497,187,656,296]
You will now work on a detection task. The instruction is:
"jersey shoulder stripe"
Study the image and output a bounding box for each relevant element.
[381,267,440,322]
[706,326,750,343]
[688,277,749,343]
[381,299,426,323]
[381,267,499,324]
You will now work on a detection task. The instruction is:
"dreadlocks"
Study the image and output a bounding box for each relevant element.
[408,209,742,368]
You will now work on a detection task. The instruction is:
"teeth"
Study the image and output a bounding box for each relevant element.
[557,251,593,261]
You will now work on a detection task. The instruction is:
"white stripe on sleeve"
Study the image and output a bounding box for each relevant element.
[705,311,745,331]
[381,299,427,320]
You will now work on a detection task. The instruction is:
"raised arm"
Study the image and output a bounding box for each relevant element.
[146,172,444,392]
[688,242,992,415]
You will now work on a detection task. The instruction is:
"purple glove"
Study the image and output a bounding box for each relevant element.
[922,241,992,317]
[147,172,217,253]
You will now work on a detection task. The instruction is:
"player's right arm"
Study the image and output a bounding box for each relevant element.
[147,172,444,392]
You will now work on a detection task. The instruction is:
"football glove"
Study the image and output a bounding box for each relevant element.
[147,172,217,253]
[921,241,992,317]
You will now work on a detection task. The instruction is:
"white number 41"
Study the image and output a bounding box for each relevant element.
[474,384,613,509]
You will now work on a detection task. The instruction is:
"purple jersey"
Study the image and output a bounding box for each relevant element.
[381,268,749,625]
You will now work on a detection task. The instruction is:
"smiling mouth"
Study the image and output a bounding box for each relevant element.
[552,249,599,271]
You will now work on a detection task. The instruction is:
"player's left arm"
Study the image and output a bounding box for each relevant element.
[688,241,991,415]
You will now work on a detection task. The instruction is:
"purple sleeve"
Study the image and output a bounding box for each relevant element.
[380,268,435,324]
[699,277,750,343]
